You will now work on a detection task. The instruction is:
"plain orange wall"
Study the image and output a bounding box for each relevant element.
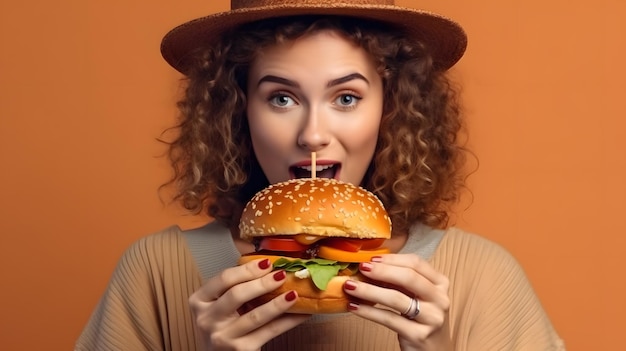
[1,0,624,349]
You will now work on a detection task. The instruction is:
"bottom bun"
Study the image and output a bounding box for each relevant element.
[240,273,369,314]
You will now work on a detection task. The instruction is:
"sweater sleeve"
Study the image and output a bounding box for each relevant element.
[75,227,202,351]
[437,230,565,350]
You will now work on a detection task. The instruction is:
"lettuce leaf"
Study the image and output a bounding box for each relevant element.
[273,258,349,290]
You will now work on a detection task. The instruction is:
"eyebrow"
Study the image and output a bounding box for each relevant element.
[257,75,299,88]
[256,73,370,88]
[327,73,369,87]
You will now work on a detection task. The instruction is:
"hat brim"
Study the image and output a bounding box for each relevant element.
[161,4,467,74]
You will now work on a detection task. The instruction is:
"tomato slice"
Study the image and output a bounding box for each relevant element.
[317,246,390,262]
[321,238,362,252]
[259,237,308,252]
[358,238,386,250]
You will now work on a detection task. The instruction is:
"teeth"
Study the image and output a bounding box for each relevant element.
[300,164,333,172]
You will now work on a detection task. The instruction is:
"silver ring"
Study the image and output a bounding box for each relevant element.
[402,297,420,320]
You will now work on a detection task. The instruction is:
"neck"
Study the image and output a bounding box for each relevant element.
[385,232,408,253]
[231,225,255,255]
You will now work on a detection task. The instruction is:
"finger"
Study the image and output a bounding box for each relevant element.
[247,312,310,343]
[223,290,309,343]
[344,279,444,326]
[345,278,406,312]
[212,269,289,317]
[348,302,432,341]
[373,254,447,286]
[192,258,273,302]
[216,312,310,351]
[359,260,448,304]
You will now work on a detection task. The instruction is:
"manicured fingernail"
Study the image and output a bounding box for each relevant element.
[273,270,286,281]
[360,262,373,272]
[344,280,357,291]
[258,258,271,270]
[348,302,359,311]
[371,256,383,263]
[285,290,297,302]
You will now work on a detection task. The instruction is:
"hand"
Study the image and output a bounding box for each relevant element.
[343,254,452,351]
[189,258,310,350]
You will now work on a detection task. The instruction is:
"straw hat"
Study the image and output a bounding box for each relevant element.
[161,0,467,74]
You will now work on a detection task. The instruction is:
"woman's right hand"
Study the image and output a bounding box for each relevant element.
[189,258,310,351]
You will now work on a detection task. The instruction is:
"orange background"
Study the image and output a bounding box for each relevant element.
[1,0,624,349]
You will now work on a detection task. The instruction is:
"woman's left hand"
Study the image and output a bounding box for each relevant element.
[343,254,452,351]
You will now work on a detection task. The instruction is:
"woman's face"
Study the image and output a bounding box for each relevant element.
[246,30,383,185]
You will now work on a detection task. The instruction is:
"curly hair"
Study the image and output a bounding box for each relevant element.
[161,15,468,234]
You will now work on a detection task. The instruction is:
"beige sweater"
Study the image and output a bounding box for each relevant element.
[76,223,565,350]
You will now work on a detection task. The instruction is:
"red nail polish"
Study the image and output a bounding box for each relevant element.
[371,256,383,263]
[285,291,297,302]
[344,280,357,291]
[258,258,271,270]
[273,270,286,281]
[360,262,373,272]
[348,302,359,311]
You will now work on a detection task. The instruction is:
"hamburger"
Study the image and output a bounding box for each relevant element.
[238,178,392,314]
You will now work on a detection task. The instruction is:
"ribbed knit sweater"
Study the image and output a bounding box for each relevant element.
[76,222,565,350]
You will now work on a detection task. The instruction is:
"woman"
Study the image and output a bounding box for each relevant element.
[77,1,565,350]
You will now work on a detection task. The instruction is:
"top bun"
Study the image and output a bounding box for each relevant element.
[239,178,391,241]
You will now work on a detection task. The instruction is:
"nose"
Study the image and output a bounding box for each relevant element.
[296,106,331,151]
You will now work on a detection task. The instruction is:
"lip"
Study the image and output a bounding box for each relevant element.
[291,159,337,167]
[289,159,341,180]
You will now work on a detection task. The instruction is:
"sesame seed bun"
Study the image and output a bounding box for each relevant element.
[237,178,391,314]
[239,178,392,241]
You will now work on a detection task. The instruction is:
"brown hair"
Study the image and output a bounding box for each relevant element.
[162,15,468,234]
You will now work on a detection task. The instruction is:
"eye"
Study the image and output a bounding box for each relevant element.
[334,93,362,109]
[269,93,296,108]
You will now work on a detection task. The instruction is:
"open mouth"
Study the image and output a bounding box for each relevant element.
[291,164,340,179]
